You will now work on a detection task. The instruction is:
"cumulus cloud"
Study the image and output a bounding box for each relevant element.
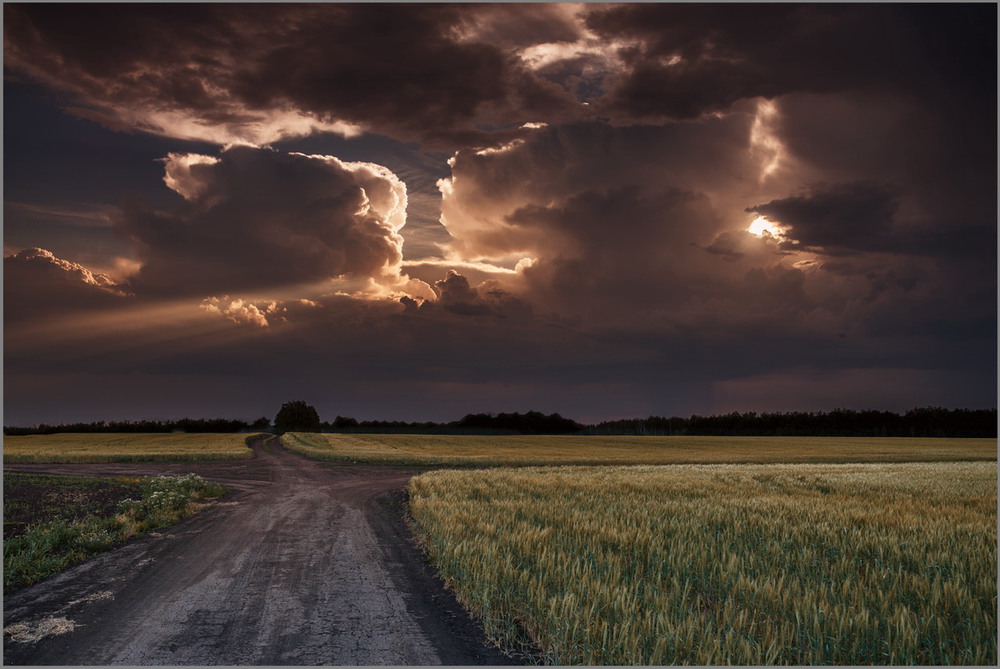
[435,109,995,368]
[438,120,758,261]
[3,4,994,424]
[437,120,787,320]
[117,145,410,297]
[200,295,328,328]
[422,270,529,318]
[201,296,282,328]
[6,247,120,291]
[4,247,128,326]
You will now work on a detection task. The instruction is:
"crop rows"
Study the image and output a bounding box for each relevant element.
[408,461,997,665]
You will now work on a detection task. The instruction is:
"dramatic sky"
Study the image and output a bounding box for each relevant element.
[4,3,997,425]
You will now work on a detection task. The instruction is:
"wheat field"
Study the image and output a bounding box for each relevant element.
[2,433,259,463]
[408,461,997,665]
[283,432,996,466]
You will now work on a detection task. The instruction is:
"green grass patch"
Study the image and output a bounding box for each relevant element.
[4,473,227,588]
[2,433,262,463]
[409,461,998,665]
[283,433,997,467]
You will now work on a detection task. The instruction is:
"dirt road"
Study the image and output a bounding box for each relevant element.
[3,437,522,665]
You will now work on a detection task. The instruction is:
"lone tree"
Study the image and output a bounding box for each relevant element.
[274,401,321,434]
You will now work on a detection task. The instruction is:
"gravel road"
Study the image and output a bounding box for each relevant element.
[3,437,523,665]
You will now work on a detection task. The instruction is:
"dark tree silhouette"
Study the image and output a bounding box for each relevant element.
[274,401,321,434]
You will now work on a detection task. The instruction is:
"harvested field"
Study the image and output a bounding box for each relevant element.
[2,433,260,463]
[284,432,997,467]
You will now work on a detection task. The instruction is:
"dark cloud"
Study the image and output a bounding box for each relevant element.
[773,89,997,263]
[433,270,484,314]
[3,3,580,147]
[586,3,996,121]
[748,180,997,262]
[426,270,530,318]
[3,4,995,424]
[116,145,409,297]
[747,182,901,255]
[6,3,994,145]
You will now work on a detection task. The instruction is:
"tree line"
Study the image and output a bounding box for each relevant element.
[328,411,583,435]
[4,405,996,437]
[3,417,271,436]
[587,407,998,438]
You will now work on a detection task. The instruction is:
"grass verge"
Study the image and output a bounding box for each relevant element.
[4,473,226,588]
[408,461,997,665]
[284,432,996,466]
[2,433,261,463]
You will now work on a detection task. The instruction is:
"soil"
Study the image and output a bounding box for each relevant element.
[3,473,144,540]
[3,437,531,665]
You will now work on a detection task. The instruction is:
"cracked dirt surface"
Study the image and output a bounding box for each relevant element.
[3,437,523,665]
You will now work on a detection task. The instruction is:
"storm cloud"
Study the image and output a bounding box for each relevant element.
[747,182,903,255]
[3,3,995,424]
[585,3,995,121]
[3,3,581,147]
[117,145,412,297]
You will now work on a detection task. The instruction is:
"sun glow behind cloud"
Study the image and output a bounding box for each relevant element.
[747,216,786,239]
[3,3,996,425]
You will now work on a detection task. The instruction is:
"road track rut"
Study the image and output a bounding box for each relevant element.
[3,437,521,665]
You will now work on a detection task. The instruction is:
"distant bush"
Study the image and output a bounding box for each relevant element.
[274,400,321,434]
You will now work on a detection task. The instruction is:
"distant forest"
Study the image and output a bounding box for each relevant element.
[4,407,996,438]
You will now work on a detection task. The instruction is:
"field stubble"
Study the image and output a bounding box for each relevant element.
[2,433,260,463]
[408,461,997,665]
[284,433,996,466]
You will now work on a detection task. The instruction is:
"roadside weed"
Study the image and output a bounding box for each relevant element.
[4,473,227,588]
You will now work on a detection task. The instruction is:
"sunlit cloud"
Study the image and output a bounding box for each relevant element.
[749,98,786,183]
[5,247,124,293]
[160,153,221,201]
[201,296,282,328]
[73,104,364,148]
[121,146,412,298]
[3,3,994,424]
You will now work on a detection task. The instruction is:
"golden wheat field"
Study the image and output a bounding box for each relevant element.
[408,461,997,665]
[283,432,996,466]
[2,433,260,463]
